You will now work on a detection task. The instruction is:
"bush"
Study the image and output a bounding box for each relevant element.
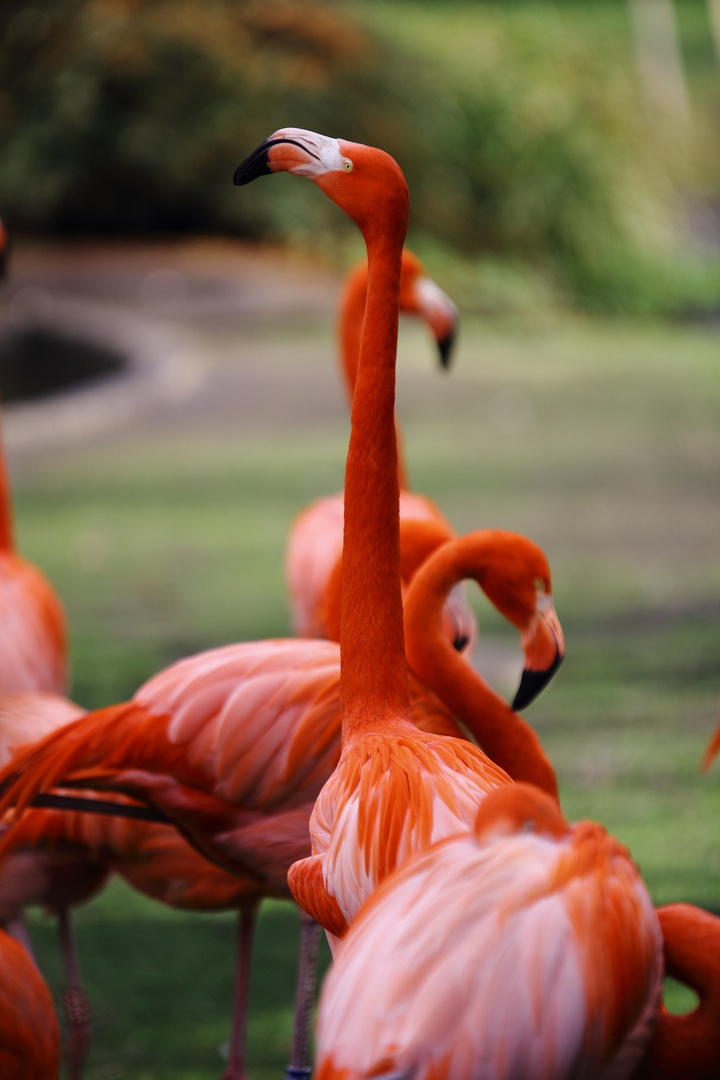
[0,0,715,312]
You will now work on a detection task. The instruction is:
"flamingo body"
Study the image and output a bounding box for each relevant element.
[314,787,663,1080]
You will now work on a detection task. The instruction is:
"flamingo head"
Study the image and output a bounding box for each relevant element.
[476,532,565,712]
[398,252,458,369]
[234,127,409,241]
[474,782,568,844]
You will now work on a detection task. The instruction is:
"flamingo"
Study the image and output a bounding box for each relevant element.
[232,127,557,942]
[0,341,96,1075]
[403,528,563,793]
[285,250,469,645]
[0,924,61,1079]
[635,902,720,1079]
[313,783,665,1080]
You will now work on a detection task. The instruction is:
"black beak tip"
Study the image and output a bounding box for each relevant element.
[438,327,457,370]
[233,142,274,186]
[512,651,564,712]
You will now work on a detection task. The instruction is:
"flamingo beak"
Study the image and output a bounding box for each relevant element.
[234,128,344,186]
[512,593,565,711]
[438,328,457,370]
[415,276,459,370]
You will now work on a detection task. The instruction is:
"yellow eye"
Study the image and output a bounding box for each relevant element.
[534,578,546,591]
[342,158,353,172]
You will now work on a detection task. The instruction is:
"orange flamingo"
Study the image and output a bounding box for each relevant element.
[403,529,563,792]
[232,127,555,941]
[285,250,468,645]
[313,783,665,1080]
[635,902,720,1079]
[0,924,61,1079]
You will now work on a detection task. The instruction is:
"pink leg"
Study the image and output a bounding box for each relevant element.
[58,906,91,1080]
[5,914,39,969]
[222,901,259,1080]
[286,908,322,1080]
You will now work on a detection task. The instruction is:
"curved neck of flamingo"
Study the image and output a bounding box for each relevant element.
[0,412,14,553]
[639,903,720,1079]
[339,260,409,491]
[340,229,413,744]
[403,533,558,798]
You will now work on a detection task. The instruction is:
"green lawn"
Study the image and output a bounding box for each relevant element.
[9,296,720,1076]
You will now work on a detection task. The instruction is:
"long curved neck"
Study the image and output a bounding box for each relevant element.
[339,260,409,491]
[0,410,15,553]
[637,903,720,1079]
[340,228,413,745]
[403,533,558,797]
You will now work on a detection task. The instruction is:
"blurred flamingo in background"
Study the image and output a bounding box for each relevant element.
[285,249,474,650]
[313,783,666,1080]
[0,923,61,1079]
[0,220,104,1076]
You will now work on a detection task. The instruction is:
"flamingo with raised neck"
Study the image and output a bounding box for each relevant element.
[235,128,535,939]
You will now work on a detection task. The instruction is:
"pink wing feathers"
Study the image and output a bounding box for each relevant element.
[314,816,662,1080]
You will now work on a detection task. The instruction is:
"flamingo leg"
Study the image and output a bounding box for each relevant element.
[285,908,322,1080]
[58,905,91,1080]
[223,901,259,1080]
[5,913,38,967]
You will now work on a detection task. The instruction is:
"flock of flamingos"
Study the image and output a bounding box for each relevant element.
[0,128,718,1080]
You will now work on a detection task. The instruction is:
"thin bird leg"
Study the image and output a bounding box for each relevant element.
[285,908,322,1080]
[58,905,91,1080]
[5,913,38,967]
[223,900,260,1080]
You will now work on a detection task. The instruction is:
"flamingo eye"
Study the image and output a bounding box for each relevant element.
[342,158,353,172]
[534,578,546,591]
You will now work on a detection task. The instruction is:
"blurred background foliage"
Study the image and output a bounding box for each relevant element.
[0,0,719,312]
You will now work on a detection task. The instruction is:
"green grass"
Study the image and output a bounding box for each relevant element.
[8,297,720,1076]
